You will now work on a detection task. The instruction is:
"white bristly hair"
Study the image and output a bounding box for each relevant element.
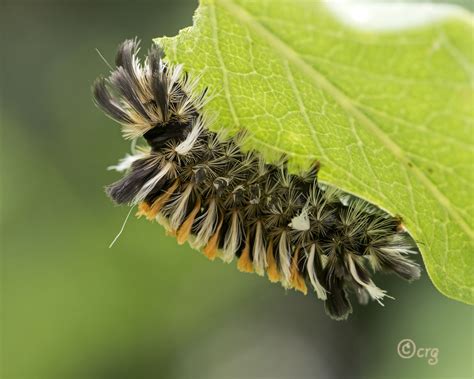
[167,64,184,94]
[347,255,394,305]
[382,234,419,254]
[155,212,172,233]
[253,221,267,276]
[121,122,154,140]
[289,207,310,231]
[168,183,194,231]
[175,116,204,155]
[278,230,292,287]
[107,152,148,172]
[307,244,327,300]
[133,162,172,204]
[222,210,241,263]
[191,198,218,249]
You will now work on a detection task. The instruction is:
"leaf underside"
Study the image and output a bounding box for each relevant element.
[156,0,474,304]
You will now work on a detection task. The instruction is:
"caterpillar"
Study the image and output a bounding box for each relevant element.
[93,39,421,320]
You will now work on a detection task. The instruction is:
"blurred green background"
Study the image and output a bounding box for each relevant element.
[1,1,472,378]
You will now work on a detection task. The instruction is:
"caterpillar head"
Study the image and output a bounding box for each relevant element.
[93,39,205,151]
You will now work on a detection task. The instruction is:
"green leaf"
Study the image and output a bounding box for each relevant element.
[156,0,474,304]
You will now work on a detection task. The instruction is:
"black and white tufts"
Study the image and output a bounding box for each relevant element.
[93,39,421,320]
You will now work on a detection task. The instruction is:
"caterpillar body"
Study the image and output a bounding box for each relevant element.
[93,40,420,320]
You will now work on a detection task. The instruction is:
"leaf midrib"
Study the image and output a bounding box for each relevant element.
[215,0,473,240]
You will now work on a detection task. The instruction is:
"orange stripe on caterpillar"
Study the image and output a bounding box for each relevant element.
[237,232,254,273]
[147,180,180,220]
[203,218,223,261]
[291,247,308,295]
[266,240,280,283]
[176,198,201,245]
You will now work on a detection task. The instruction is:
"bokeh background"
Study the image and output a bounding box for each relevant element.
[1,1,473,378]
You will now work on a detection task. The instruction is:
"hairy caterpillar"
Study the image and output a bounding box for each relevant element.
[93,39,421,320]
